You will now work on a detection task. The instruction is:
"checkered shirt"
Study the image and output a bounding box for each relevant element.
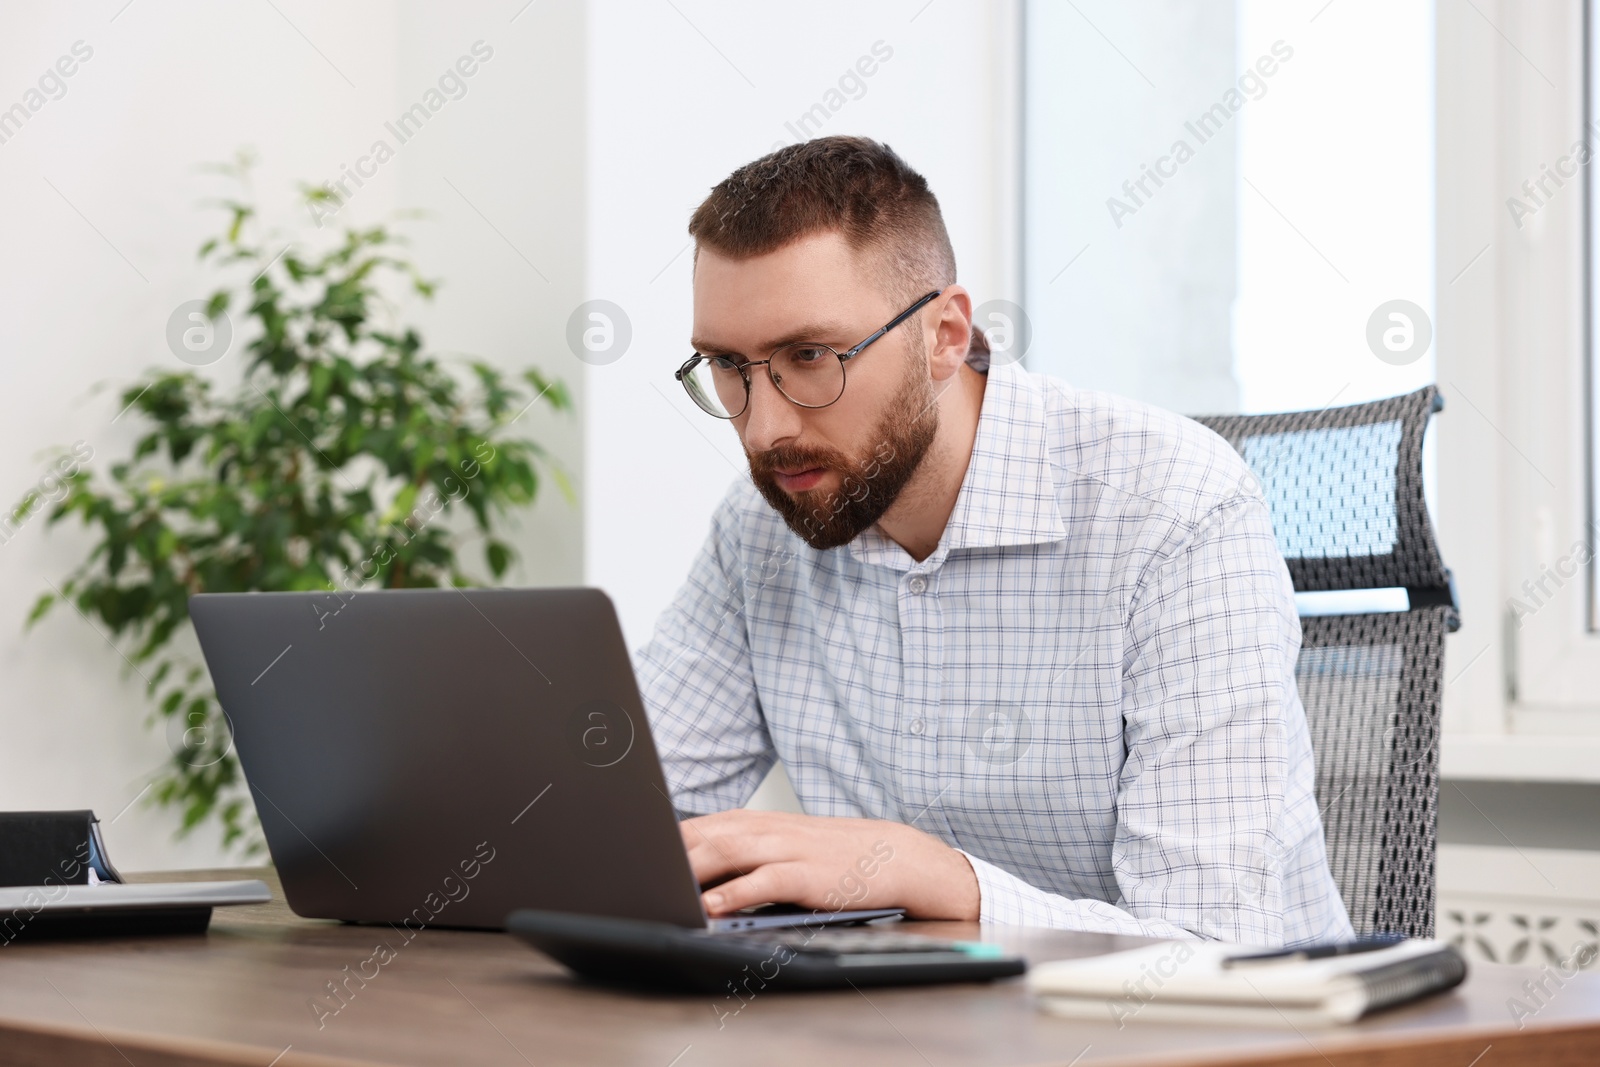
[634,360,1354,946]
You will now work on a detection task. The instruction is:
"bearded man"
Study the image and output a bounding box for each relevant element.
[636,135,1353,946]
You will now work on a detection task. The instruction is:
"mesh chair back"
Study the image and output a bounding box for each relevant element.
[1196,385,1455,938]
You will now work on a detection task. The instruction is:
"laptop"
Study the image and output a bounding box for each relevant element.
[188,587,901,933]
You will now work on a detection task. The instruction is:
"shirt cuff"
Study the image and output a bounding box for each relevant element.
[957,848,1052,926]
[954,848,1204,938]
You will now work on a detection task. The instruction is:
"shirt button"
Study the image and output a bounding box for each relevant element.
[907,576,927,595]
[908,718,925,735]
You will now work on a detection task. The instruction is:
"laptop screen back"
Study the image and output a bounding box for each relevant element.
[189,587,707,931]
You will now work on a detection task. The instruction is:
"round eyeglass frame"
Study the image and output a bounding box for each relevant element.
[674,289,943,419]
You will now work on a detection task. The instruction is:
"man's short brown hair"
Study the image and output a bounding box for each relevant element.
[687,136,957,307]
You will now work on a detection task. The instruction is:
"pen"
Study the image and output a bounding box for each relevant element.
[1221,934,1407,968]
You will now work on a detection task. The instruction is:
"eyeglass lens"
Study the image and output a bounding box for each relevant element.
[682,343,846,418]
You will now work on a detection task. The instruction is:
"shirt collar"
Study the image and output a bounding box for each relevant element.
[847,361,1068,570]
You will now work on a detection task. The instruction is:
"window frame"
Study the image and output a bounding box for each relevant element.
[1438,0,1600,759]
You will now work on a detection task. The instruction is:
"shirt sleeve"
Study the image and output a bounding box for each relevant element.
[632,487,776,818]
[959,492,1310,944]
[955,849,1207,938]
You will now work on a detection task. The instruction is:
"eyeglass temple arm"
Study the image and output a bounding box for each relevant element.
[675,288,946,374]
[840,289,944,360]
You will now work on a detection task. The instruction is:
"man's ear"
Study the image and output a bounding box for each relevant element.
[927,286,973,382]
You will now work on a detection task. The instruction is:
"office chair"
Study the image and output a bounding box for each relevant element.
[1196,386,1457,939]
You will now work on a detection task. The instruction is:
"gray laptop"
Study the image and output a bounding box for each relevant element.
[188,588,900,933]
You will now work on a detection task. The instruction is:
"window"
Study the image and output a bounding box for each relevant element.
[1439,0,1600,761]
[1590,0,1600,635]
[1021,0,1435,419]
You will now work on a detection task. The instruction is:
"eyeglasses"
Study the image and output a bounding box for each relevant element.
[674,289,943,419]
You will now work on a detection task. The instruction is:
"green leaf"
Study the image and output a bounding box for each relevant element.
[485,540,512,579]
[25,592,55,628]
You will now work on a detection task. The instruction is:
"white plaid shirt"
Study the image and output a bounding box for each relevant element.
[635,361,1354,946]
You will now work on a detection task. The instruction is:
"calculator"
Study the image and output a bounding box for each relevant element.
[507,909,1028,992]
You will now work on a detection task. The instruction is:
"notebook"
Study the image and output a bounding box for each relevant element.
[1029,938,1468,1028]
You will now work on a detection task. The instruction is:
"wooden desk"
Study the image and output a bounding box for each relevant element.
[0,869,1595,1067]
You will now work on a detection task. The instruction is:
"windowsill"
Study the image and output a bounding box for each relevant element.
[1442,734,1600,783]
[1438,843,1600,902]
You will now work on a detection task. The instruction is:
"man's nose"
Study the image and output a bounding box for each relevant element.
[739,367,802,453]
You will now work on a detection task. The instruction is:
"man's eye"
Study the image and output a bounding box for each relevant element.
[708,357,742,374]
[788,346,831,365]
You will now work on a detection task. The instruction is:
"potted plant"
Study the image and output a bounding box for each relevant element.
[27,163,572,853]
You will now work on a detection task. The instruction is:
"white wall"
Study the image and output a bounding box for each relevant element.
[0,0,584,869]
[391,0,588,589]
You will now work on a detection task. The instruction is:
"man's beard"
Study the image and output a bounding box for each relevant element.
[748,367,939,550]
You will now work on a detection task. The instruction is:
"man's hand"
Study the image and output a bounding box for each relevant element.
[678,809,980,920]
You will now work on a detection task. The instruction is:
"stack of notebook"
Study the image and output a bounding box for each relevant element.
[0,810,270,941]
[1029,938,1468,1028]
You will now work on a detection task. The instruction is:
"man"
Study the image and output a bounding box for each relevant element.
[635,135,1353,946]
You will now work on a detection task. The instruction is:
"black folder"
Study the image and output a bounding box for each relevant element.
[0,810,119,888]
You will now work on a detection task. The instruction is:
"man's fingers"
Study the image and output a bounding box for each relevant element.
[679,809,785,847]
[677,811,752,861]
[684,837,750,886]
[701,861,812,916]
[681,817,791,885]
